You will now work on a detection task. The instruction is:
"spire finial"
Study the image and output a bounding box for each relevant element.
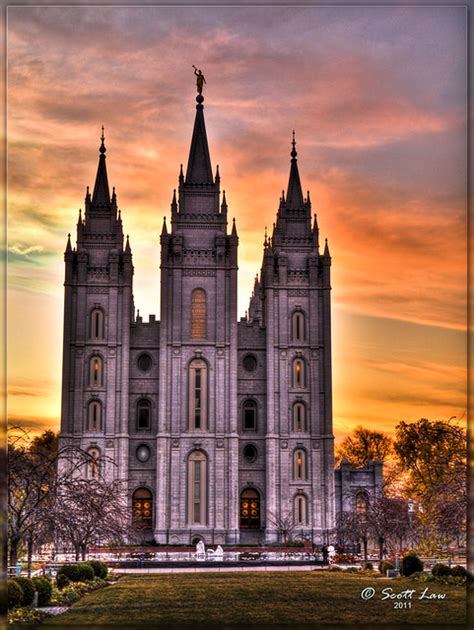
[100,125,106,154]
[291,130,297,159]
[264,225,268,247]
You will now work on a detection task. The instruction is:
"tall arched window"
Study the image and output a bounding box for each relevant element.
[132,488,153,529]
[86,447,100,479]
[89,356,103,386]
[356,491,369,514]
[292,402,306,432]
[87,400,102,432]
[292,311,306,341]
[191,289,207,339]
[293,448,307,481]
[240,488,260,529]
[292,358,305,388]
[187,451,207,525]
[294,494,308,525]
[188,359,208,430]
[136,399,151,431]
[90,308,104,340]
[242,400,257,430]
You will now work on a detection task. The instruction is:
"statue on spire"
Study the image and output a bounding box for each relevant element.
[192,66,206,95]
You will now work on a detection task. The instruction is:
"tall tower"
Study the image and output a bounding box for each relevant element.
[249,133,335,543]
[60,129,134,485]
[156,93,239,544]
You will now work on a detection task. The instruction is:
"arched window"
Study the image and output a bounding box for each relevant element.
[87,400,102,432]
[240,488,260,529]
[356,491,369,514]
[187,451,207,525]
[294,494,308,525]
[242,400,257,431]
[89,356,103,387]
[188,359,208,430]
[293,449,307,481]
[293,358,305,388]
[86,447,100,480]
[90,308,104,340]
[292,311,306,341]
[191,289,207,339]
[136,399,151,431]
[132,487,153,529]
[292,402,306,432]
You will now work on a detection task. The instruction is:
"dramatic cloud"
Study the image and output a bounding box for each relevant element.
[6,5,467,438]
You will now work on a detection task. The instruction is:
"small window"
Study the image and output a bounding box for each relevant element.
[293,358,305,388]
[189,359,208,431]
[86,447,100,479]
[356,491,369,514]
[137,400,151,431]
[87,401,102,432]
[292,311,306,341]
[136,444,151,463]
[187,450,207,525]
[243,444,257,463]
[90,308,104,340]
[292,402,306,432]
[89,356,103,387]
[242,400,257,430]
[294,494,307,525]
[294,449,307,481]
[191,289,207,339]
[243,354,257,372]
[137,353,152,372]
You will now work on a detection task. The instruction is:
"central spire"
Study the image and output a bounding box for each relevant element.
[286,131,304,209]
[91,125,111,207]
[185,94,214,185]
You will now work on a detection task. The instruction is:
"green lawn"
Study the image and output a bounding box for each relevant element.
[45,571,466,627]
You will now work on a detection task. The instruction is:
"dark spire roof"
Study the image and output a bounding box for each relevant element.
[92,126,111,206]
[185,95,213,184]
[286,131,304,209]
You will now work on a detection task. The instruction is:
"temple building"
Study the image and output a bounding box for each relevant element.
[59,90,381,545]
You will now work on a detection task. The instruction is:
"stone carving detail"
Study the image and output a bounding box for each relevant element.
[172,439,180,448]
[106,440,114,448]
[216,439,224,448]
[183,269,216,276]
[312,441,320,449]
[89,287,109,294]
[281,441,288,449]
[288,289,307,296]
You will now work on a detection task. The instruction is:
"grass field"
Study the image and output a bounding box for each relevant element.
[45,571,466,627]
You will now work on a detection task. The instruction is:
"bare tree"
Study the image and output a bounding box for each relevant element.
[267,510,298,545]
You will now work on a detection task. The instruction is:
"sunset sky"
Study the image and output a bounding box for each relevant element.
[7,5,467,441]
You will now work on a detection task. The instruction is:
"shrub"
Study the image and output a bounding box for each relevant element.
[56,573,70,589]
[32,576,53,606]
[378,561,394,575]
[87,560,108,579]
[432,563,451,577]
[8,579,24,610]
[364,562,373,571]
[451,565,467,578]
[332,553,355,564]
[401,552,423,577]
[328,566,342,572]
[78,562,95,582]
[8,607,53,625]
[344,567,358,573]
[57,563,82,582]
[50,585,81,606]
[91,577,107,589]
[12,576,35,606]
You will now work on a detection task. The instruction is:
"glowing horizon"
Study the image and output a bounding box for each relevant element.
[7,6,467,441]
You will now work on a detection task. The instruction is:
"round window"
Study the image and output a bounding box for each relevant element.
[243,444,257,462]
[243,354,257,372]
[136,444,151,463]
[137,353,152,372]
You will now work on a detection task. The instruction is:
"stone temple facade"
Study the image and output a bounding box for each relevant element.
[59,91,381,545]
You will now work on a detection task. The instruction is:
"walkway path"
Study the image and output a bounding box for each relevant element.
[113,564,324,574]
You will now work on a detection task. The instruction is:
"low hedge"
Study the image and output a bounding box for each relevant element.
[401,553,423,577]
[451,565,467,578]
[87,560,108,579]
[432,563,451,577]
[32,576,53,606]
[8,579,23,609]
[378,561,394,575]
[56,573,70,589]
[12,576,35,606]
[57,562,95,583]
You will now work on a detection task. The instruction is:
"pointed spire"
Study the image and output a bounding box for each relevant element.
[66,233,72,252]
[221,189,228,211]
[185,95,213,184]
[231,216,237,237]
[125,234,131,253]
[215,164,220,185]
[179,163,184,185]
[324,237,330,257]
[264,225,268,247]
[111,186,117,205]
[92,126,111,206]
[161,216,168,236]
[118,208,122,222]
[78,208,82,223]
[286,131,304,209]
[171,189,177,211]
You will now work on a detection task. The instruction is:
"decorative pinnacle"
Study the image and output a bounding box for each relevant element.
[100,126,106,154]
[291,130,297,159]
